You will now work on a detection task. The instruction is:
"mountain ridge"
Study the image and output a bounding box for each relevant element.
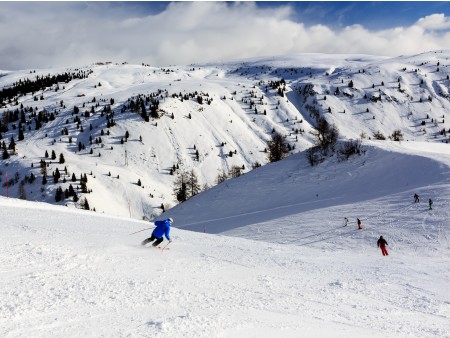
[1,50,450,219]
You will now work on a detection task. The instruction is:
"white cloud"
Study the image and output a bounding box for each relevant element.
[0,2,450,70]
[416,13,450,30]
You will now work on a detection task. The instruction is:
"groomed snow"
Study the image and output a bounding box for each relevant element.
[1,138,449,337]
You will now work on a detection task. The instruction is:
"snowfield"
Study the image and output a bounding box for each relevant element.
[1,137,450,337]
[1,51,450,337]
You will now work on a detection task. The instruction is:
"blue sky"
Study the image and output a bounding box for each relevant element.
[272,2,450,29]
[1,1,450,70]
[111,1,450,29]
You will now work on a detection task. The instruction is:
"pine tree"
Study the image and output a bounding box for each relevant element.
[80,179,87,193]
[81,197,90,210]
[53,168,60,183]
[68,184,75,197]
[173,171,188,202]
[55,186,63,202]
[59,153,65,164]
[2,148,9,160]
[267,133,289,162]
[8,136,16,152]
[141,102,148,121]
[18,128,24,141]
[187,169,200,197]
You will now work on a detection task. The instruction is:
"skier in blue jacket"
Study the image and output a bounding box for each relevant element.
[141,218,173,247]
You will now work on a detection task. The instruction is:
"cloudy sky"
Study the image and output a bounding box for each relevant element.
[1,1,450,70]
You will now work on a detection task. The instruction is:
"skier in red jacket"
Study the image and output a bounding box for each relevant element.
[377,236,389,256]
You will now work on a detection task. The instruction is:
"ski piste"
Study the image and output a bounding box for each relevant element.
[135,197,436,250]
[292,199,436,247]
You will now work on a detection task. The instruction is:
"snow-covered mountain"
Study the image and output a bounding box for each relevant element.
[1,51,450,337]
[1,139,449,337]
[1,50,450,219]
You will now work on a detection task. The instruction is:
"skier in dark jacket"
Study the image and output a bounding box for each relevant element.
[414,193,419,203]
[428,199,433,210]
[377,236,389,256]
[357,218,362,230]
[141,218,173,247]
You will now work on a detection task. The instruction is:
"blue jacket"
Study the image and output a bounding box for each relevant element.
[152,220,171,240]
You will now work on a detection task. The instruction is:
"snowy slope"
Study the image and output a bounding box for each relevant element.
[2,129,450,337]
[1,162,449,338]
[163,141,448,234]
[2,50,450,220]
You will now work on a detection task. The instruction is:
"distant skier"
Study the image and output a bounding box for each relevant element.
[377,236,389,256]
[141,218,173,247]
[428,199,433,210]
[357,218,362,230]
[344,217,349,227]
[414,193,419,203]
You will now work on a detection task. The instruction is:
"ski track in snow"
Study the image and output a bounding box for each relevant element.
[0,195,449,337]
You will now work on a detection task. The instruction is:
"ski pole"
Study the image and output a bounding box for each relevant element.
[161,241,171,252]
[129,226,153,235]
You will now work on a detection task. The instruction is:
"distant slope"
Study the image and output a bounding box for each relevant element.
[163,141,450,236]
[1,50,450,219]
